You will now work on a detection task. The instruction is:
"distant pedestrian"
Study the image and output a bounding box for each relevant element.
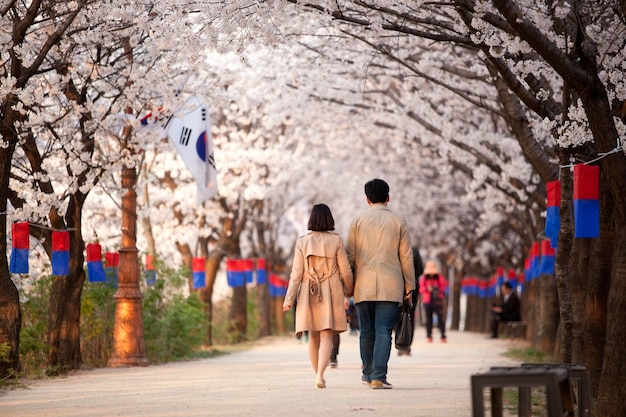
[419,260,448,343]
[329,297,350,368]
[490,282,521,338]
[347,179,415,390]
[283,204,354,389]
[347,298,359,335]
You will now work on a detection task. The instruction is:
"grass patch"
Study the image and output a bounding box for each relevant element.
[504,347,552,363]
[499,347,553,416]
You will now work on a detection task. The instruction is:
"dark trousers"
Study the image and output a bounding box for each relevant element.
[424,303,445,338]
[491,313,507,338]
[331,331,340,361]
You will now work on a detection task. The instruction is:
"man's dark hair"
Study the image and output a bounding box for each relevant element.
[502,282,513,290]
[364,179,389,203]
[308,204,335,231]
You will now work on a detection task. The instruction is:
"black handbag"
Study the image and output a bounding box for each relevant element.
[394,299,413,351]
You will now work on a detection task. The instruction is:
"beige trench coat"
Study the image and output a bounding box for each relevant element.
[346,204,415,304]
[283,231,354,335]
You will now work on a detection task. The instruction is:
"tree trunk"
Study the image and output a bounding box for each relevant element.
[581,188,613,397]
[555,152,573,364]
[257,283,270,337]
[176,241,194,293]
[0,116,21,376]
[450,266,461,331]
[253,218,271,338]
[200,250,221,346]
[568,238,587,364]
[577,79,626,415]
[596,209,626,416]
[46,194,89,373]
[524,279,538,346]
[0,253,21,377]
[536,274,559,356]
[46,252,85,374]
[229,285,248,342]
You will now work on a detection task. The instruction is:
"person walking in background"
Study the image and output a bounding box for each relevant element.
[347,297,359,335]
[347,179,415,390]
[283,204,354,389]
[419,260,448,343]
[329,297,351,368]
[398,246,424,356]
[490,282,521,338]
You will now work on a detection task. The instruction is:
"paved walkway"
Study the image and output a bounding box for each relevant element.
[1,330,525,417]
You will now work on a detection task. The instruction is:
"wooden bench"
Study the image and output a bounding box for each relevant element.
[505,321,527,339]
[471,366,574,417]
[521,364,592,417]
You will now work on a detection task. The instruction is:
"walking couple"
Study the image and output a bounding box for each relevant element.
[283,179,416,389]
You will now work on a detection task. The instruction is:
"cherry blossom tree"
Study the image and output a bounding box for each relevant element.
[273,1,625,412]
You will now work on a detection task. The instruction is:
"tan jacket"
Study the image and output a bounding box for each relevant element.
[283,231,354,334]
[347,204,415,304]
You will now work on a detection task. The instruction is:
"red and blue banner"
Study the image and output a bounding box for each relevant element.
[529,242,540,281]
[256,258,267,285]
[105,252,119,269]
[573,164,600,238]
[496,267,505,294]
[487,275,497,298]
[192,257,206,289]
[243,259,254,284]
[51,231,70,276]
[104,252,119,286]
[86,243,106,282]
[540,239,556,275]
[461,277,478,296]
[507,269,517,289]
[478,279,488,298]
[145,254,157,285]
[517,271,525,293]
[545,180,561,247]
[226,259,246,287]
[269,273,289,297]
[9,222,29,274]
[524,258,531,282]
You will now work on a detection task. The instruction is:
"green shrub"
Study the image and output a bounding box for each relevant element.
[18,262,213,375]
[80,276,117,367]
[142,265,209,363]
[19,276,51,378]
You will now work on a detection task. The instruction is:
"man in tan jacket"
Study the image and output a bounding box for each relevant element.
[347,179,415,389]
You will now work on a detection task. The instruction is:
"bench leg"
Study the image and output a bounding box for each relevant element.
[471,381,486,417]
[519,387,531,417]
[491,387,503,417]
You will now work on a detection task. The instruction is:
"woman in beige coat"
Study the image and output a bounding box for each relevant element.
[283,204,354,389]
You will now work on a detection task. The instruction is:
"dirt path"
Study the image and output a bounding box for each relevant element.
[1,330,524,417]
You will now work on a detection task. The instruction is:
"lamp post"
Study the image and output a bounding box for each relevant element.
[108,111,149,367]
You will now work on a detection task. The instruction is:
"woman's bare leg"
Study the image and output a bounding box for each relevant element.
[315,330,333,387]
[308,331,320,374]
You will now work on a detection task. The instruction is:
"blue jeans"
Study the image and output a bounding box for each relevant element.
[356,301,399,382]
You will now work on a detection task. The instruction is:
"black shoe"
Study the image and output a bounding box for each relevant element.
[330,360,337,368]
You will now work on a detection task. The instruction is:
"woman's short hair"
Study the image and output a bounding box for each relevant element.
[308,204,335,231]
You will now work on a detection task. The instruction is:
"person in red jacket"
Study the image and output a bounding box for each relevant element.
[419,261,448,343]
